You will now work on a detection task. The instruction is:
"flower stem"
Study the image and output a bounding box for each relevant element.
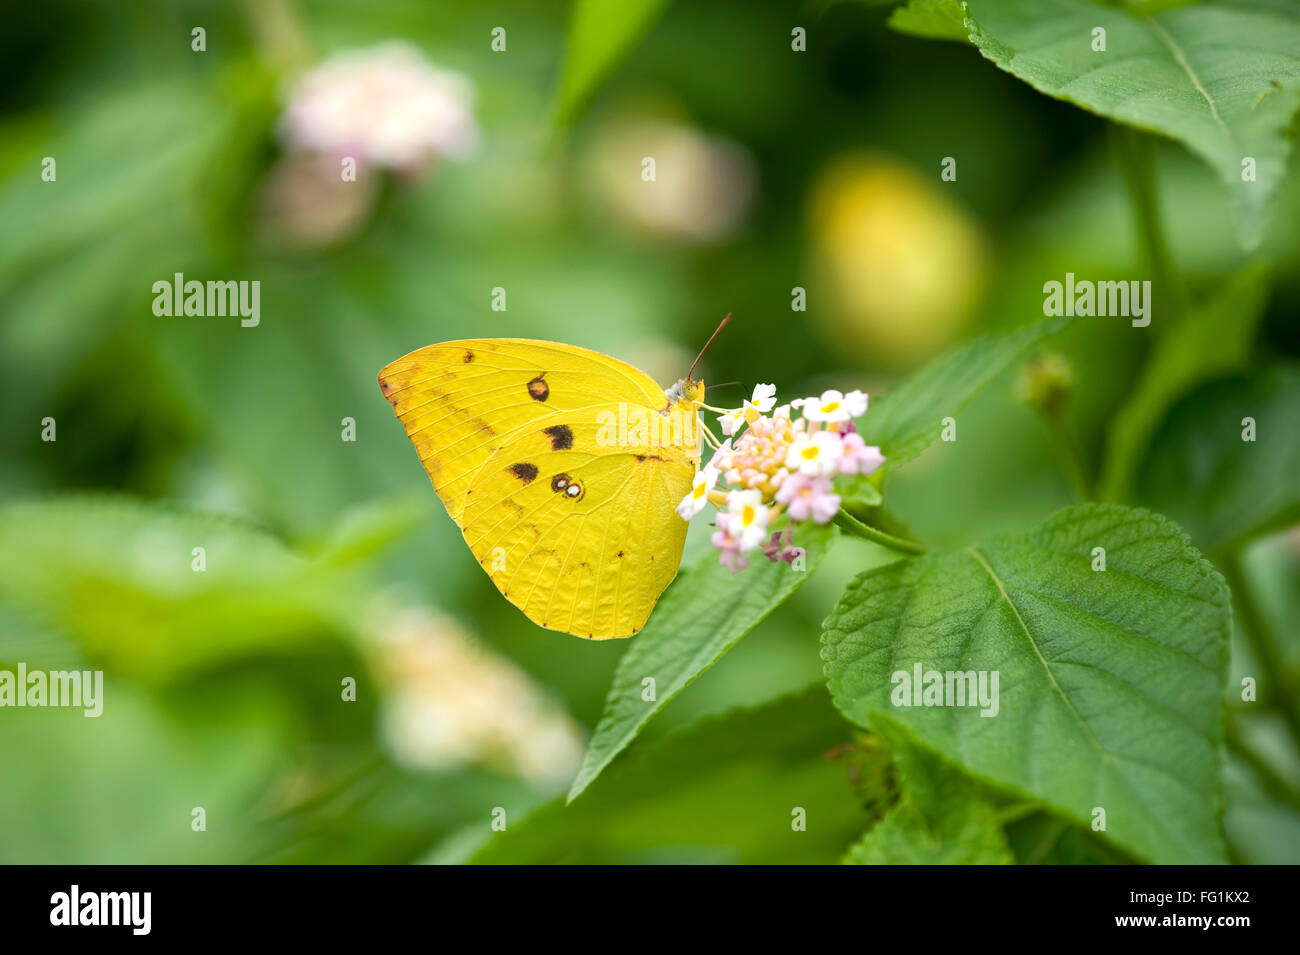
[1045,406,1092,501]
[832,509,927,556]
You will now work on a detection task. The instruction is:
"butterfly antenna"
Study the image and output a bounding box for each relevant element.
[687,313,732,383]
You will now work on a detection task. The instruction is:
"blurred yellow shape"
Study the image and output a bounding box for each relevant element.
[808,154,987,367]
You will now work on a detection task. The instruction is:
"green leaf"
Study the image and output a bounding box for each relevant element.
[265,764,544,865]
[551,0,671,129]
[0,684,290,863]
[1100,262,1272,502]
[889,0,970,42]
[1224,732,1300,864]
[0,82,232,285]
[477,687,866,863]
[958,0,1300,247]
[822,503,1231,863]
[855,316,1065,475]
[1003,810,1138,864]
[842,479,883,512]
[1135,365,1300,550]
[844,720,1014,864]
[567,521,838,802]
[0,496,356,683]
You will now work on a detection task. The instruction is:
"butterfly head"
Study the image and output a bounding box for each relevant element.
[670,312,728,412]
[665,376,706,409]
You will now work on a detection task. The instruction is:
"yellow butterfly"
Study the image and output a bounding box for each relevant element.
[379,331,722,639]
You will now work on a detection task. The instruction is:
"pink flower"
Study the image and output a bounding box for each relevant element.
[763,530,806,564]
[775,474,841,524]
[719,410,805,495]
[280,42,479,171]
[690,380,884,574]
[836,433,885,477]
[707,439,733,471]
[718,548,749,573]
[711,514,750,574]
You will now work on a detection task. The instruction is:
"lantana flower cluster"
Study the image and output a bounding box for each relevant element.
[677,385,884,573]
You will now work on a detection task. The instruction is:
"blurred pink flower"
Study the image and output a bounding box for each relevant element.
[280,41,479,172]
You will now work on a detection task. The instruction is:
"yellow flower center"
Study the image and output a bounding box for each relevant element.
[822,401,840,413]
[801,446,818,460]
[741,504,755,525]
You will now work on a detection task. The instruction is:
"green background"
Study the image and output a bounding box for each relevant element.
[1,0,1297,864]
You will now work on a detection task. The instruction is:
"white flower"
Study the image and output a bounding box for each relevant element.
[717,384,778,436]
[794,389,867,423]
[785,430,844,476]
[676,464,720,520]
[717,407,746,436]
[725,489,770,551]
[280,41,479,170]
[749,383,777,413]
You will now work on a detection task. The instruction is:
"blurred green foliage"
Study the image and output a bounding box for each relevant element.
[1,0,1298,863]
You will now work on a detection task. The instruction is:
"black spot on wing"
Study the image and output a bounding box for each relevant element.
[509,462,539,483]
[527,374,549,401]
[463,350,475,363]
[543,424,573,450]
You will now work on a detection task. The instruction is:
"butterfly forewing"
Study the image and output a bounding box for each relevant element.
[378,339,669,521]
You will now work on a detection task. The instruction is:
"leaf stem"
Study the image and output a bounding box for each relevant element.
[1022,818,1068,865]
[995,802,1041,826]
[832,509,927,556]
[1110,125,1187,323]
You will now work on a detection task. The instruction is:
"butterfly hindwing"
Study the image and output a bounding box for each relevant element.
[461,408,694,638]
